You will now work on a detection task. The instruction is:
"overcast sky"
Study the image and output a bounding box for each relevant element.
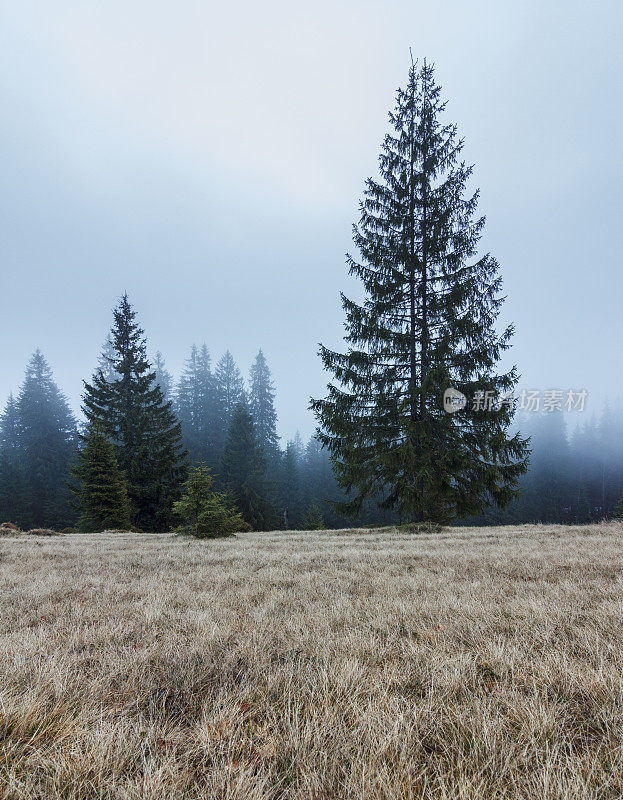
[1,0,621,440]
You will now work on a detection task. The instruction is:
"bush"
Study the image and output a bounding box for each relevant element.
[25,528,62,536]
[173,465,248,538]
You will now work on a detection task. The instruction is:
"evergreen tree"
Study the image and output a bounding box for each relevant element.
[177,345,203,457]
[506,411,570,523]
[213,351,244,454]
[72,424,130,531]
[278,440,302,527]
[0,394,27,525]
[17,350,77,527]
[249,349,279,454]
[82,294,186,530]
[301,501,325,530]
[153,351,173,403]
[173,464,246,537]
[312,60,529,523]
[176,344,214,464]
[220,400,275,530]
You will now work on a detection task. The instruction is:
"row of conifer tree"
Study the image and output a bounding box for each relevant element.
[0,294,621,531]
[0,294,375,531]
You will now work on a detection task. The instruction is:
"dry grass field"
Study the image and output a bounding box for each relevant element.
[0,523,622,799]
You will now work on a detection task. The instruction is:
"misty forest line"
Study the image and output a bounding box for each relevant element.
[2,59,621,533]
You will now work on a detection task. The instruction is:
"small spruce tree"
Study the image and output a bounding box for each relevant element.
[72,425,130,531]
[301,501,325,531]
[173,464,246,537]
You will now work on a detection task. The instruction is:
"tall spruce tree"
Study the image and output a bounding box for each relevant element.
[17,350,77,527]
[0,394,27,526]
[220,399,275,530]
[72,424,131,531]
[312,60,529,522]
[82,294,186,530]
[249,349,279,455]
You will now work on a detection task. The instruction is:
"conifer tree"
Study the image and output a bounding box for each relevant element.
[301,501,325,531]
[213,351,244,453]
[17,350,77,527]
[72,424,130,531]
[176,345,202,458]
[82,294,186,530]
[312,60,529,523]
[249,349,279,454]
[0,394,27,526]
[176,344,214,464]
[278,440,302,527]
[220,399,275,530]
[153,351,173,403]
[173,463,246,537]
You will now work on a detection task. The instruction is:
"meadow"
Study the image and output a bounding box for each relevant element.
[0,523,621,799]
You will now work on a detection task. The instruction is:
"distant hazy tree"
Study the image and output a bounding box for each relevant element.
[220,400,275,530]
[249,349,279,455]
[0,394,27,526]
[176,344,213,462]
[72,424,130,531]
[515,412,570,523]
[153,351,174,403]
[17,350,77,527]
[312,60,528,523]
[82,294,186,530]
[278,440,302,527]
[213,351,245,453]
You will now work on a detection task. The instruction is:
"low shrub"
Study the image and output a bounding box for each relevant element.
[24,528,62,536]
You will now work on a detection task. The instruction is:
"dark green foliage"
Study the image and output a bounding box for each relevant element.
[312,60,529,523]
[0,394,27,526]
[220,400,276,530]
[16,351,77,528]
[173,464,246,537]
[249,349,279,455]
[72,424,130,531]
[82,294,186,531]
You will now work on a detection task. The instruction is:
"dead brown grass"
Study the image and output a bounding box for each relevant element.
[0,523,622,799]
